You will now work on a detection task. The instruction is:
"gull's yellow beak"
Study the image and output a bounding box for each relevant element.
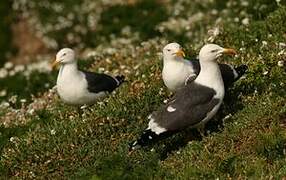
[50,58,59,69]
[223,48,237,55]
[175,49,186,58]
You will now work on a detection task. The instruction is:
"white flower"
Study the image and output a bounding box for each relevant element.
[4,62,13,69]
[9,70,16,77]
[208,27,220,42]
[242,18,249,25]
[278,42,286,48]
[80,105,87,109]
[50,129,56,135]
[1,102,10,107]
[20,99,27,103]
[262,41,267,47]
[278,50,285,56]
[0,69,8,78]
[28,108,35,115]
[241,1,249,6]
[9,95,18,104]
[223,114,232,120]
[9,137,16,142]
[263,71,269,75]
[0,90,7,97]
[278,60,284,67]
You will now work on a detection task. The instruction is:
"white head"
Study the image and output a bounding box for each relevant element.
[163,42,186,60]
[199,44,236,63]
[51,48,76,68]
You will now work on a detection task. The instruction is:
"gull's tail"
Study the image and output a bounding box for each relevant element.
[129,129,174,151]
[115,75,125,86]
[234,65,248,80]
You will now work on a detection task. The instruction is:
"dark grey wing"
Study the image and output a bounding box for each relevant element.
[218,64,236,87]
[190,59,245,87]
[82,71,118,93]
[151,82,220,131]
[189,59,200,75]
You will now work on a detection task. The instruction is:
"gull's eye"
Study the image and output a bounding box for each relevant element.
[167,49,171,52]
[211,49,218,53]
[63,53,67,56]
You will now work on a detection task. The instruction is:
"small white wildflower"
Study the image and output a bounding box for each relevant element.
[0,69,8,78]
[159,88,164,95]
[14,65,25,73]
[208,27,220,42]
[262,41,267,47]
[163,99,168,104]
[9,70,16,76]
[0,90,7,97]
[9,95,18,104]
[86,51,97,58]
[20,99,27,103]
[9,137,16,142]
[29,171,36,178]
[28,108,35,115]
[234,17,239,22]
[241,1,249,6]
[98,67,105,73]
[4,62,13,69]
[242,18,249,25]
[263,71,269,75]
[278,50,285,56]
[211,9,218,15]
[80,105,87,109]
[223,114,232,120]
[50,129,56,135]
[1,101,9,107]
[278,60,284,67]
[97,101,104,106]
[278,42,286,48]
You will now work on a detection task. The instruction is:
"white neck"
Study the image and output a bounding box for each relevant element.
[195,61,224,90]
[58,63,79,78]
[163,56,184,65]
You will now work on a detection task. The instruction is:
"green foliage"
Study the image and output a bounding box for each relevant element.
[97,0,168,42]
[0,70,57,106]
[255,127,286,160]
[0,1,12,66]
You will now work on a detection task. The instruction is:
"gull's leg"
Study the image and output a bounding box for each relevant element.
[197,124,206,137]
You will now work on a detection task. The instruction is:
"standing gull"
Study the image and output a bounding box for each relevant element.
[51,48,125,105]
[130,44,236,150]
[162,42,247,92]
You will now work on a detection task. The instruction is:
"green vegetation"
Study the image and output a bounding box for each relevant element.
[0,1,12,66]
[0,0,285,179]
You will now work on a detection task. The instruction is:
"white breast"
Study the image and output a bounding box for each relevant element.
[162,60,195,92]
[192,63,225,127]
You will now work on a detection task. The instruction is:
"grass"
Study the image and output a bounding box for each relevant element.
[0,0,286,179]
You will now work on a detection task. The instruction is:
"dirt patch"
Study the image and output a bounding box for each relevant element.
[10,18,48,64]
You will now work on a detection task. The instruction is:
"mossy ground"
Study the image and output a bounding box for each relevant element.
[0,0,285,179]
